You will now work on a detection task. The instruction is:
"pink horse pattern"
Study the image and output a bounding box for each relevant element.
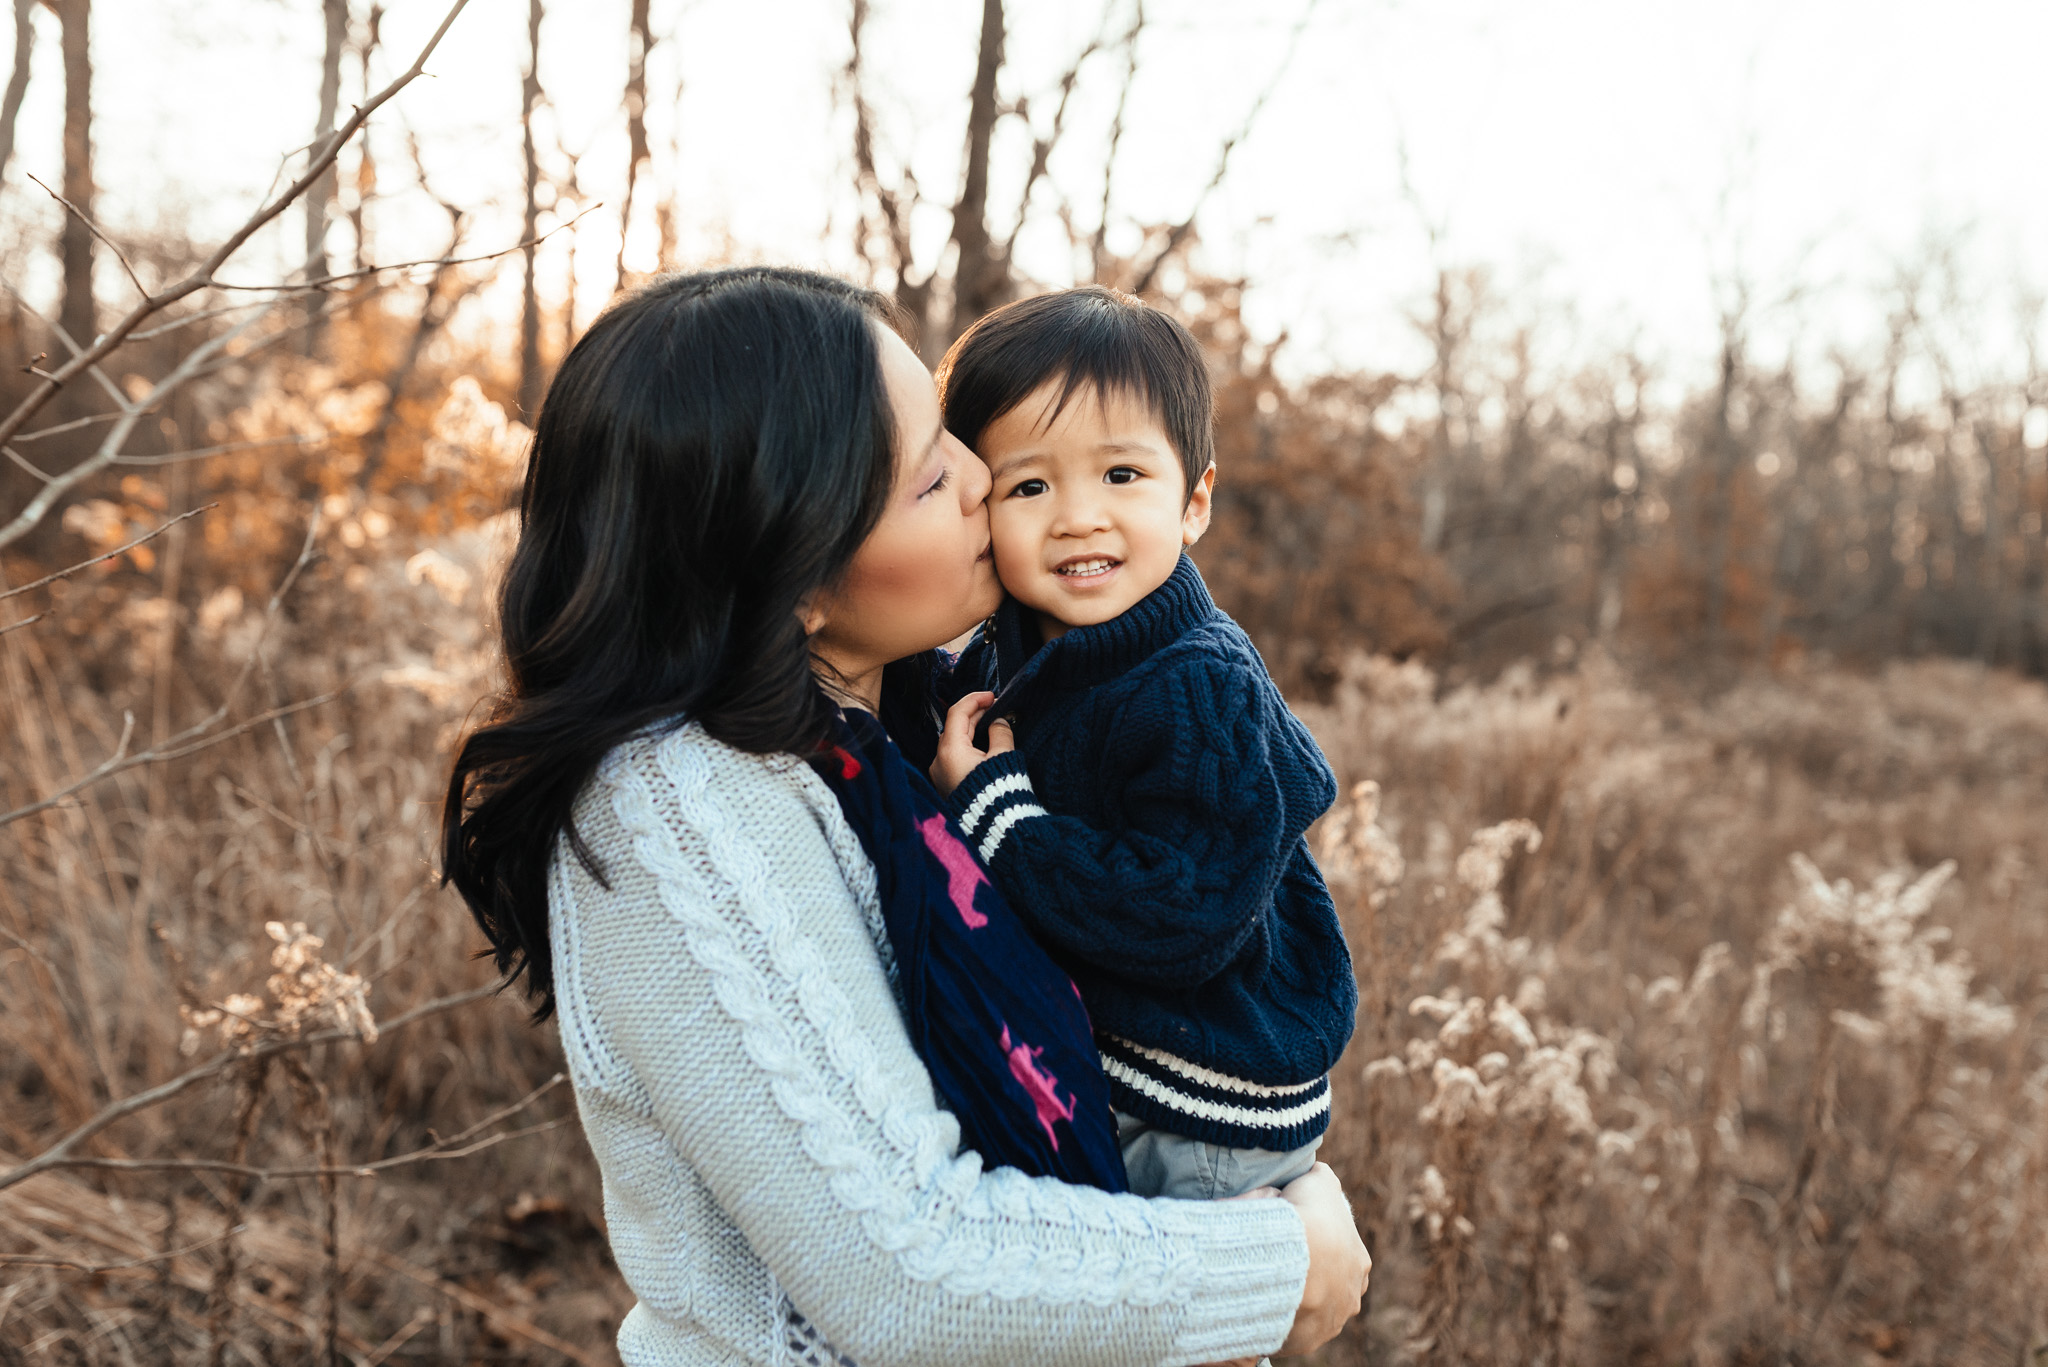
[917,814,989,928]
[1000,1023,1076,1150]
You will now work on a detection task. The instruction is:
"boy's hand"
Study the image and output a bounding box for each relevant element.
[930,691,1014,797]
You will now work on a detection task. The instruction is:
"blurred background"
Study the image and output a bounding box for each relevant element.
[1,2,2044,1363]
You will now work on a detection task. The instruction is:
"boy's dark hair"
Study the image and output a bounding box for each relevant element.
[936,286,1214,495]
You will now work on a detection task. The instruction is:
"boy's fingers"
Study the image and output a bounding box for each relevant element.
[942,690,995,736]
[985,717,1015,754]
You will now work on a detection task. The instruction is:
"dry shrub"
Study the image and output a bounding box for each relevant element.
[0,366,628,1363]
[1304,652,2048,1366]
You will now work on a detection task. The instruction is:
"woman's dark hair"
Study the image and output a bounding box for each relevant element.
[934,285,1214,495]
[443,266,906,1019]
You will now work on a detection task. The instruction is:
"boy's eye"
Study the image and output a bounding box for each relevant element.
[1104,466,1142,486]
[1008,478,1048,499]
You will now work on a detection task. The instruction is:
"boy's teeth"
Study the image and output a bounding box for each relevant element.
[1059,559,1115,577]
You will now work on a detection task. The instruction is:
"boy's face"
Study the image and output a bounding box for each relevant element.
[976,380,1215,639]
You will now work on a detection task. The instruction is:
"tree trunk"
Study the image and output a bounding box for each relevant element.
[302,0,348,354]
[1701,336,1741,659]
[517,0,545,421]
[614,0,652,289]
[55,0,93,349]
[941,0,1006,352]
[0,0,34,185]
[347,7,382,276]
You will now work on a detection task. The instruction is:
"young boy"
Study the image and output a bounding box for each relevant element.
[927,286,1355,1199]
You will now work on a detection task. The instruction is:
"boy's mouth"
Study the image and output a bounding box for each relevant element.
[1052,555,1121,581]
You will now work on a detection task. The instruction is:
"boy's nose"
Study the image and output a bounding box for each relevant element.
[1049,492,1113,536]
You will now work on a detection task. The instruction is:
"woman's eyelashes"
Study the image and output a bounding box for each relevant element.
[920,466,952,499]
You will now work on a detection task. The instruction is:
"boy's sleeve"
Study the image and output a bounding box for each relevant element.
[939,656,1298,990]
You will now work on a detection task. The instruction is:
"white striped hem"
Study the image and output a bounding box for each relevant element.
[1102,1034,1327,1098]
[957,771,1032,837]
[976,803,1047,863]
[1099,1053,1332,1129]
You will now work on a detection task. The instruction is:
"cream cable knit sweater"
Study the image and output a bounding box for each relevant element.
[547,723,1312,1366]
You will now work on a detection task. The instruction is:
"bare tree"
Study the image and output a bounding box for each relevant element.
[517,0,544,419]
[301,0,351,354]
[346,5,384,275]
[54,0,93,349]
[0,0,33,183]
[615,0,654,289]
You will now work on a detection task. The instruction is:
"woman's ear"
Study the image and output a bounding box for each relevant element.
[798,593,829,637]
[1181,463,1217,546]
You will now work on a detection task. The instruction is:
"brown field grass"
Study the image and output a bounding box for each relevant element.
[4,431,2044,1362]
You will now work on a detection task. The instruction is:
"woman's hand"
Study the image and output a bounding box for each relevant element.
[1276,1162,1370,1357]
[930,691,1014,796]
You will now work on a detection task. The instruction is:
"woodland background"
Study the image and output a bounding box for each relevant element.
[1,1,2044,1364]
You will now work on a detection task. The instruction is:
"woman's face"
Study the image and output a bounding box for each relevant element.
[809,325,999,688]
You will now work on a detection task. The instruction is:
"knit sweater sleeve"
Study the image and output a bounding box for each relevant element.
[942,653,1299,990]
[551,727,1309,1367]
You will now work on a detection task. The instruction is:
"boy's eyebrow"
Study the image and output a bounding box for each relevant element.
[987,448,1046,478]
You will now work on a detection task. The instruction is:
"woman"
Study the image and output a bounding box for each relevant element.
[444,266,1368,1366]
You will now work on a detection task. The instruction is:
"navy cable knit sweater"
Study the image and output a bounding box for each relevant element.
[941,555,1356,1150]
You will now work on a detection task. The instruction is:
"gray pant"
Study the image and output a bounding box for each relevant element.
[1115,1110,1322,1200]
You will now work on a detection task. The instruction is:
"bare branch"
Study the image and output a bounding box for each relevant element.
[0,985,501,1194]
[0,1226,248,1274]
[1000,1,1115,259]
[26,170,148,300]
[1090,0,1144,280]
[4,443,52,481]
[0,302,276,550]
[0,610,48,637]
[1129,0,1318,295]
[113,435,319,468]
[205,203,602,294]
[0,510,323,829]
[0,0,476,464]
[0,503,217,603]
[25,1076,570,1181]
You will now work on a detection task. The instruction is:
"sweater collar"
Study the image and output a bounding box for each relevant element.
[989,553,1219,698]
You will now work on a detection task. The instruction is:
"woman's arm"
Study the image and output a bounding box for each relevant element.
[557,730,1313,1367]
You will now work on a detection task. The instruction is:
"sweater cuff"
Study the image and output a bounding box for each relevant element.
[1158,1196,1310,1363]
[943,749,1045,867]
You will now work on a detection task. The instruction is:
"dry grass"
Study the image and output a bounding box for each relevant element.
[1304,651,2048,1366]
[3,379,2044,1362]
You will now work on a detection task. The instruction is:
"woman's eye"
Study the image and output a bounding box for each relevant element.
[1009,479,1048,499]
[921,468,951,499]
[1105,466,1141,486]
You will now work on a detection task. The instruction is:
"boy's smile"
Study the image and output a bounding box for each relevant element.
[976,380,1215,640]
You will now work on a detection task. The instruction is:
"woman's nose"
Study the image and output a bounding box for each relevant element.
[956,440,993,508]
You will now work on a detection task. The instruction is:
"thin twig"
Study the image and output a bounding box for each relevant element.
[26,171,149,299]
[207,203,602,293]
[0,609,46,636]
[0,0,476,480]
[113,435,319,468]
[0,984,501,1194]
[11,408,131,442]
[0,504,218,602]
[4,443,51,481]
[0,508,319,828]
[0,1226,248,1274]
[41,1117,572,1181]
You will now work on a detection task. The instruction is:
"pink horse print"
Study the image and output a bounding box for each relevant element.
[917,814,989,928]
[1001,1023,1076,1150]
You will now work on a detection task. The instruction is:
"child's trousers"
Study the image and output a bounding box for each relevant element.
[1114,1110,1323,1200]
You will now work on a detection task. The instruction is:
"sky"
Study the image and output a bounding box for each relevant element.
[4,0,2046,392]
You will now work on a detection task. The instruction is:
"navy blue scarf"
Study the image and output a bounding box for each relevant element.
[814,708,1127,1192]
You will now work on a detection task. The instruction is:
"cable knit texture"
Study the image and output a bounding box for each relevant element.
[547,722,1310,1366]
[944,555,1357,1150]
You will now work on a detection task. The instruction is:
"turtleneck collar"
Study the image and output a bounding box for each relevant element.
[987,553,1220,702]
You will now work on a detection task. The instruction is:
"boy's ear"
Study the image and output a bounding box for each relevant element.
[1181,463,1217,547]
